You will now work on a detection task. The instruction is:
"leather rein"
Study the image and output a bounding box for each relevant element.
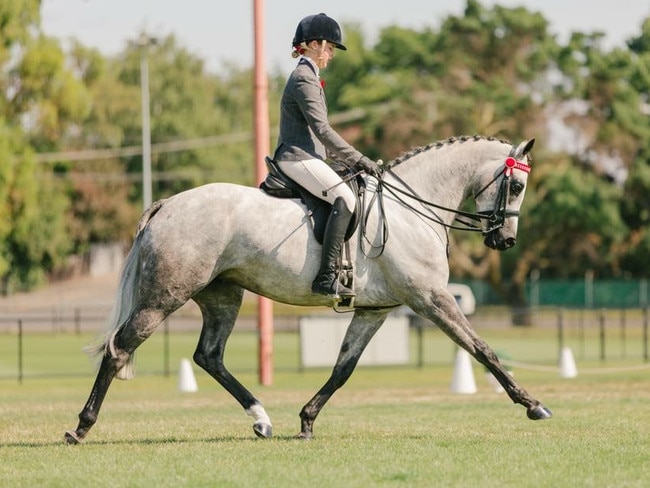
[359,153,532,257]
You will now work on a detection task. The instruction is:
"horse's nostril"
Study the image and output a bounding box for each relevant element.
[506,237,516,248]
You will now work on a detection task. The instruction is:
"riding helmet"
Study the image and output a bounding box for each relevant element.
[292,13,347,50]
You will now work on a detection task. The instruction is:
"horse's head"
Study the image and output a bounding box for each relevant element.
[473,138,534,250]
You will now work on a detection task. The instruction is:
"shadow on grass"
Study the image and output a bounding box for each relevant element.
[2,433,311,448]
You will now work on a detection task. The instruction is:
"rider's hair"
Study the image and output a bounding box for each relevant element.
[292,40,327,59]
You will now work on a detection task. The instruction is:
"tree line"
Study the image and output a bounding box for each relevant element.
[1,0,649,303]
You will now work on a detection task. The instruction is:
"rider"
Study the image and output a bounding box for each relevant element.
[273,13,381,298]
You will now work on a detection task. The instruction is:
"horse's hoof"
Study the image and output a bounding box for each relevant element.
[527,405,552,420]
[64,431,82,445]
[294,431,313,440]
[253,422,272,439]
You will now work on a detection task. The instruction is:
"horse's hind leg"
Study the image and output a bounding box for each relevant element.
[298,308,390,439]
[64,308,173,444]
[192,280,272,438]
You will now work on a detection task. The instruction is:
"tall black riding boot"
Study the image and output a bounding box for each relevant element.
[311,197,355,298]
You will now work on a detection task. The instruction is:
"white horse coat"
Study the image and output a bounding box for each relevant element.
[65,135,551,444]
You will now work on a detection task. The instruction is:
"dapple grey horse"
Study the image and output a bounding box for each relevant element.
[65,135,551,444]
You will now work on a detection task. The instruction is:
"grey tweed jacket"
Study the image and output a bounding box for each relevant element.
[273,58,364,166]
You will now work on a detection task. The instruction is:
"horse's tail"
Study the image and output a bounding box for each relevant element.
[87,199,166,380]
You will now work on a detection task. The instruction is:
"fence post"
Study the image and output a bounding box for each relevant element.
[578,308,585,359]
[619,308,626,359]
[416,322,424,369]
[18,319,23,384]
[557,308,564,358]
[599,309,606,362]
[163,319,170,378]
[643,307,648,363]
[641,279,648,309]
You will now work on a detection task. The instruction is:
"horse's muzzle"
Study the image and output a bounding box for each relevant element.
[484,231,516,251]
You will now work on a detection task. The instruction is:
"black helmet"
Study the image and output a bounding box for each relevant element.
[292,13,346,51]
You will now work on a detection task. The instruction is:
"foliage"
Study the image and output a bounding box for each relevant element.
[0,1,89,291]
[0,123,70,292]
[520,160,626,276]
[2,0,650,298]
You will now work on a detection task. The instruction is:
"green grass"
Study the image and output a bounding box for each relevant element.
[1,327,649,487]
[1,370,649,487]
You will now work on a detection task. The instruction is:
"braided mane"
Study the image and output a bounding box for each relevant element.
[385,134,511,170]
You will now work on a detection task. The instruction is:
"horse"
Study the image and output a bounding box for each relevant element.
[64,135,551,444]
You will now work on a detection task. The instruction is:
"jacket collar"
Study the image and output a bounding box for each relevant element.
[298,56,320,78]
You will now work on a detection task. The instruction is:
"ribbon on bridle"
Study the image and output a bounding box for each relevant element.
[504,156,531,177]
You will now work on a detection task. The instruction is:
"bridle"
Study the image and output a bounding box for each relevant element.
[359,152,532,256]
[472,156,532,234]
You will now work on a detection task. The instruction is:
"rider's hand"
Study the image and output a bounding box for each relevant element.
[355,157,381,177]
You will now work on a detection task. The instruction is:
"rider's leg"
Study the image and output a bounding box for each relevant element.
[277,159,356,297]
[311,196,355,297]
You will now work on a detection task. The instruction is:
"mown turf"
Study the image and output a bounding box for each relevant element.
[2,347,649,488]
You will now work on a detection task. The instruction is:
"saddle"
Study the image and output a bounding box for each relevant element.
[259,157,365,244]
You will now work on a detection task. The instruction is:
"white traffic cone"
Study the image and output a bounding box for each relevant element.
[178,358,198,392]
[450,349,477,394]
[559,346,578,379]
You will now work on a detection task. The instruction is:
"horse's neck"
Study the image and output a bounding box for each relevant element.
[390,142,494,207]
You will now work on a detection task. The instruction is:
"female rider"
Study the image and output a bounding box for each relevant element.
[273,13,380,298]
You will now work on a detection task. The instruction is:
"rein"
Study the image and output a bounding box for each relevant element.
[359,154,531,257]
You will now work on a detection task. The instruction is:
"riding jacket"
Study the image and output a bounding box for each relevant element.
[273,57,365,166]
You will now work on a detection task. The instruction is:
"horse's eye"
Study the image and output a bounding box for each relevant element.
[510,181,524,196]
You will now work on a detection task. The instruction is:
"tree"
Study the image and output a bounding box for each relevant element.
[323,2,650,297]
[3,0,650,297]
[0,121,70,292]
[0,0,80,291]
[52,34,272,254]
[510,158,627,280]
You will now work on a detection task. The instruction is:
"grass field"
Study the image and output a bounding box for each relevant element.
[1,327,649,487]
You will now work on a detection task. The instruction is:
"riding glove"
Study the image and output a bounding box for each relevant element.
[354,156,381,177]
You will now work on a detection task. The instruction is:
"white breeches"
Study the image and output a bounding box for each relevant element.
[278,158,355,213]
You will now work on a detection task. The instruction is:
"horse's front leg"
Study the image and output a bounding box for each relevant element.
[298,308,390,439]
[413,289,552,420]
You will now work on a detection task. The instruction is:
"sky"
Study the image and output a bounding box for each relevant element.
[41,0,650,75]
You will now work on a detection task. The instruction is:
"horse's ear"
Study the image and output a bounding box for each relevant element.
[522,138,535,156]
[519,137,535,156]
[512,138,535,160]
